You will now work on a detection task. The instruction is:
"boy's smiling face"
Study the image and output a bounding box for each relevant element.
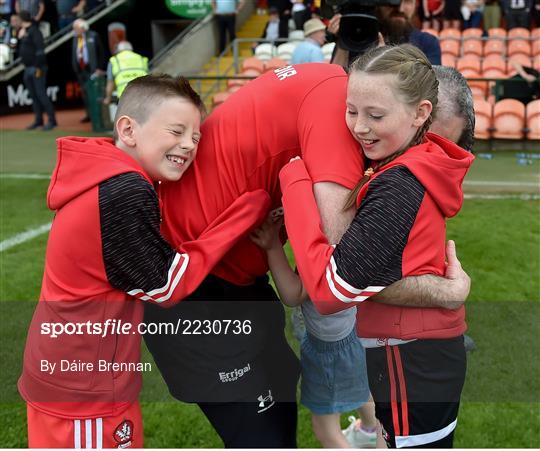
[128,98,202,182]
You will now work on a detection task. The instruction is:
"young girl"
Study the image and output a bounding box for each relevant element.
[251,215,377,448]
[278,44,474,448]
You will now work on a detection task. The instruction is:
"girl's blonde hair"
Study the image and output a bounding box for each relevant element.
[344,44,439,210]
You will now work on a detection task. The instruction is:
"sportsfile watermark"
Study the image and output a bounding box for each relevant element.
[41,318,253,338]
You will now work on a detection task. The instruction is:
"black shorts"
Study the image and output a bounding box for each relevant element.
[144,275,300,403]
[443,0,463,21]
[366,337,466,448]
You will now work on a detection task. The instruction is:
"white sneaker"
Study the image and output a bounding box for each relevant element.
[342,416,377,448]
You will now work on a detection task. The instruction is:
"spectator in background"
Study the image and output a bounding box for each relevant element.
[15,0,44,22]
[269,0,292,39]
[56,0,85,30]
[18,10,56,130]
[483,0,501,30]
[0,0,12,21]
[381,0,442,65]
[103,40,148,105]
[291,17,326,64]
[422,0,445,30]
[462,0,484,28]
[71,18,105,122]
[292,0,310,30]
[252,6,282,52]
[4,13,22,57]
[501,0,532,28]
[535,0,540,26]
[443,0,462,29]
[212,0,245,54]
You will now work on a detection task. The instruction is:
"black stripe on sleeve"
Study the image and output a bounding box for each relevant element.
[332,165,425,289]
[99,172,176,293]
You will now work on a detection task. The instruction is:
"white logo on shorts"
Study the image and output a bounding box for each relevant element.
[257,389,275,413]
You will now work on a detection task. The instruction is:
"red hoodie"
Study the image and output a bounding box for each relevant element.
[279,133,474,340]
[18,137,269,419]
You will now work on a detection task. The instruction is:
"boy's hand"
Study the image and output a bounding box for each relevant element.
[250,215,284,250]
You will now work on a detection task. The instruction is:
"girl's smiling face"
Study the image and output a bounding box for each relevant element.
[345,72,431,161]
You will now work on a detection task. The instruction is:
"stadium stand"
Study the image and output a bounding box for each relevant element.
[508,28,531,40]
[526,100,540,139]
[241,56,265,73]
[254,43,275,60]
[277,42,297,62]
[484,38,506,58]
[487,28,507,39]
[473,97,494,140]
[462,28,483,39]
[492,99,526,139]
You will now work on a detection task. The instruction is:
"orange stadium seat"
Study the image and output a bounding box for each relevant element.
[534,56,540,71]
[532,39,540,57]
[440,28,462,40]
[462,38,483,57]
[492,99,526,139]
[264,57,288,72]
[526,99,540,139]
[457,56,481,73]
[227,84,242,93]
[532,28,540,39]
[484,38,506,57]
[212,91,230,108]
[508,27,530,40]
[462,28,483,39]
[441,53,457,67]
[227,69,260,91]
[473,98,493,140]
[440,39,460,57]
[488,28,507,39]
[460,68,487,97]
[482,55,507,76]
[241,57,264,74]
[508,40,531,58]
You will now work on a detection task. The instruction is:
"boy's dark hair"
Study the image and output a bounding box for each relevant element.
[114,74,206,140]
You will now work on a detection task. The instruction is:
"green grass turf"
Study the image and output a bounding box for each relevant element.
[1,130,104,174]
[0,131,539,447]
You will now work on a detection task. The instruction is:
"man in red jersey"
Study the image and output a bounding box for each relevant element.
[144,63,471,448]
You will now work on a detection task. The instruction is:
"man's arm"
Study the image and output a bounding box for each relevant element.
[313,182,469,310]
[370,240,470,309]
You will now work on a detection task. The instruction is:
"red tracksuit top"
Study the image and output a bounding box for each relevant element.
[280,133,475,340]
[18,137,269,419]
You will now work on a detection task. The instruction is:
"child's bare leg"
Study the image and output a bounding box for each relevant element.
[356,394,377,430]
[376,421,387,448]
[312,413,351,448]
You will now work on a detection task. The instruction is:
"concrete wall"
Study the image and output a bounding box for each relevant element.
[153,1,255,76]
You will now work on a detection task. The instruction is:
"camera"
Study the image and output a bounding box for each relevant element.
[321,0,400,53]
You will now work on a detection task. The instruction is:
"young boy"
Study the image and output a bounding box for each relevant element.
[18,74,269,448]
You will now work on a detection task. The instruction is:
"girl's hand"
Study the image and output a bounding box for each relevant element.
[250,215,284,250]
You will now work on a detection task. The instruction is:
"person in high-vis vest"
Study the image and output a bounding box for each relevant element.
[103,41,148,105]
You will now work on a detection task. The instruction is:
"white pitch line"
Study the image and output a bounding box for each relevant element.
[0,173,51,180]
[465,194,540,200]
[0,222,52,252]
[464,181,540,187]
